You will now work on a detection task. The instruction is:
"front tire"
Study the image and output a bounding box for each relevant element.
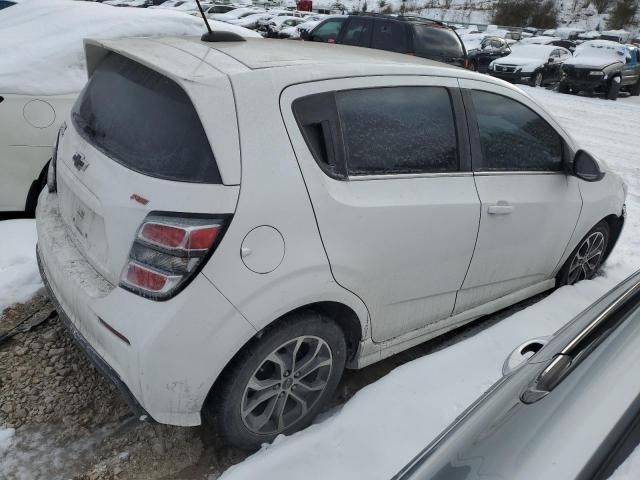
[532,71,543,87]
[558,80,571,94]
[557,221,610,286]
[212,311,347,449]
[607,77,620,100]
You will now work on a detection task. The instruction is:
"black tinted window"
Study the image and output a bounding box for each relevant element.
[371,20,408,53]
[412,24,465,59]
[336,87,458,175]
[342,18,372,47]
[72,53,220,183]
[471,91,562,172]
[311,18,346,42]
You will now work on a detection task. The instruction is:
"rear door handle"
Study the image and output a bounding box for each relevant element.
[487,201,514,215]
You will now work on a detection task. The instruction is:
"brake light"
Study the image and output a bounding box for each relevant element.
[120,214,229,300]
[464,57,470,69]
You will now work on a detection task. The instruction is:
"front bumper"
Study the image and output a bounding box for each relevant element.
[35,189,256,426]
[562,76,607,91]
[489,70,534,84]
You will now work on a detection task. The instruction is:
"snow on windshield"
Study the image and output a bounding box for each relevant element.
[0,0,259,95]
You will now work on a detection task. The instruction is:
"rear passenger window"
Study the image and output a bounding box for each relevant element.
[336,87,458,175]
[310,18,345,43]
[412,25,465,59]
[342,19,372,47]
[471,91,563,172]
[371,20,407,53]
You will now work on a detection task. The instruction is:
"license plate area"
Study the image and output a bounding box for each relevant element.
[58,165,109,271]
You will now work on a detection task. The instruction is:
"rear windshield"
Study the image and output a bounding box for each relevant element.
[412,25,465,60]
[72,53,221,184]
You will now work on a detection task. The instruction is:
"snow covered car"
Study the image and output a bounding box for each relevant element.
[466,36,511,73]
[489,44,572,86]
[560,41,640,100]
[209,6,263,23]
[0,0,214,213]
[517,35,576,53]
[264,16,304,38]
[37,36,626,450]
[396,270,640,480]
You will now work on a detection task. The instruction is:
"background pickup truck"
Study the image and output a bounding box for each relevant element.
[560,41,640,100]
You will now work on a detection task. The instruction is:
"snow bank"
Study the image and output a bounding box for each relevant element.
[0,0,259,95]
[0,220,42,314]
[0,428,15,452]
[221,89,640,480]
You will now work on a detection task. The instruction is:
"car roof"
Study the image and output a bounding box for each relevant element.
[84,36,522,93]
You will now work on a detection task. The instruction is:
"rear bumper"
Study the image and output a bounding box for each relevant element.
[37,250,152,422]
[36,189,257,426]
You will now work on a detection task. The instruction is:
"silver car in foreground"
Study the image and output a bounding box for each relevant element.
[396,270,640,480]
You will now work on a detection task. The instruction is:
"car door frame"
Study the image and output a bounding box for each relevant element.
[280,74,482,344]
[454,77,583,312]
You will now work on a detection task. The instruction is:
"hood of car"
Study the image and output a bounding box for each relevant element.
[563,57,622,70]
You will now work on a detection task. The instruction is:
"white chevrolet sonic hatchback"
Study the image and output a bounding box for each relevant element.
[37,37,626,449]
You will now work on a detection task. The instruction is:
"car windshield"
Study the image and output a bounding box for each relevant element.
[507,45,554,60]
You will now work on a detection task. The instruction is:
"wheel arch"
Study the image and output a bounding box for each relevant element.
[24,159,50,215]
[201,300,364,417]
[602,212,625,263]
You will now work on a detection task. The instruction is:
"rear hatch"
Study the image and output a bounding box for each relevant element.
[55,45,240,291]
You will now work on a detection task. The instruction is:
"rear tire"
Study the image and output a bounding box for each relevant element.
[607,78,620,100]
[210,310,347,450]
[557,221,610,286]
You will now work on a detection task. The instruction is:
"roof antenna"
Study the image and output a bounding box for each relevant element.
[195,0,246,43]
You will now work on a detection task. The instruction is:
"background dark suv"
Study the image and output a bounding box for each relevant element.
[303,14,468,68]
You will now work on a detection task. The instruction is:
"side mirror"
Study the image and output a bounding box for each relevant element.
[300,29,310,40]
[502,336,550,376]
[574,150,605,182]
[548,57,555,63]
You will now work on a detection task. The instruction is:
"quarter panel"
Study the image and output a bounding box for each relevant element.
[201,71,370,338]
[0,93,75,211]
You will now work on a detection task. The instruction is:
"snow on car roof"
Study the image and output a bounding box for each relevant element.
[0,0,259,95]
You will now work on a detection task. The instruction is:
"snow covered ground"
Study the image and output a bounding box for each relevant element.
[0,220,42,314]
[0,88,638,478]
[220,90,640,480]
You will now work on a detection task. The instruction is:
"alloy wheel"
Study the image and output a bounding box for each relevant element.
[567,231,606,284]
[240,336,333,435]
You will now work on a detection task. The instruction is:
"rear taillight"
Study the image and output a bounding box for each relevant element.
[464,57,470,69]
[120,214,229,300]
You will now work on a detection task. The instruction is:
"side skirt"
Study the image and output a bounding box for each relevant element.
[349,279,555,369]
